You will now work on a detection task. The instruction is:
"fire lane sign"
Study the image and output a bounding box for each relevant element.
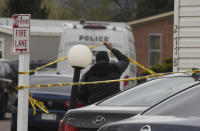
[11,14,30,54]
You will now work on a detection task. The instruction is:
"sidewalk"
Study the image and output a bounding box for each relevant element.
[0,113,11,131]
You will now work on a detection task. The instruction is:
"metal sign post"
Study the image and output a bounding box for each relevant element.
[11,14,31,131]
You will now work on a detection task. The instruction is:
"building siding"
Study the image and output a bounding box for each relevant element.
[0,32,60,61]
[174,0,200,72]
[131,16,174,76]
[30,35,60,60]
[0,33,17,60]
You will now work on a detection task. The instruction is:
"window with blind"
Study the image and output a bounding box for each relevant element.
[149,35,161,66]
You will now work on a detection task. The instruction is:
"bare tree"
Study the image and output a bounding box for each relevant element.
[135,0,174,19]
[52,0,114,20]
[111,0,137,21]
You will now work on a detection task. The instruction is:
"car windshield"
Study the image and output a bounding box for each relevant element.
[98,73,199,107]
[143,83,200,117]
[30,75,72,94]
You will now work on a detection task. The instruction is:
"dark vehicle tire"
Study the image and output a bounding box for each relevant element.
[0,94,6,120]
[10,120,17,131]
[0,108,5,120]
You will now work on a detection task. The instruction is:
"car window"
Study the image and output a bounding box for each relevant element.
[98,74,199,107]
[4,62,11,75]
[143,84,200,117]
[30,76,72,94]
[10,64,17,75]
[0,62,6,77]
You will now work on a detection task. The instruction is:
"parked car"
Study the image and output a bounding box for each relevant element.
[98,78,200,131]
[0,59,18,120]
[58,73,200,131]
[11,74,80,131]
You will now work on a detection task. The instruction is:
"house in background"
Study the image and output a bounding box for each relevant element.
[128,11,174,76]
[0,13,174,75]
[0,18,79,62]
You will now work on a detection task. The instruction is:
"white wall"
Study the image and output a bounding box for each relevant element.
[0,32,61,61]
[173,0,200,72]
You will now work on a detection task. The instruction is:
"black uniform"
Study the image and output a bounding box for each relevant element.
[78,48,129,104]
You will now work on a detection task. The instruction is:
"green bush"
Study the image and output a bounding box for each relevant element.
[150,57,173,73]
[140,57,173,76]
[138,57,173,84]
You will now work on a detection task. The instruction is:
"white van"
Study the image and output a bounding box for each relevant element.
[57,20,137,90]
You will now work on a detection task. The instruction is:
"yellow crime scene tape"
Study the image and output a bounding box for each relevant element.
[28,93,49,115]
[89,42,156,75]
[126,56,156,75]
[18,42,155,75]
[17,42,200,115]
[18,42,158,115]
[18,56,68,75]
[20,69,200,91]
[18,74,162,90]
[19,69,200,115]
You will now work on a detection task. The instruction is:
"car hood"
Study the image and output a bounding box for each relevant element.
[64,104,148,128]
[99,115,200,131]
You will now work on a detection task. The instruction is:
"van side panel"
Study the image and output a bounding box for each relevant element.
[57,22,137,90]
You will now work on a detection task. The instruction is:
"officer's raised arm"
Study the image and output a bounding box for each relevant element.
[103,42,129,74]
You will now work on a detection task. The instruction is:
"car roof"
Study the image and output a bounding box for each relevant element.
[30,73,74,78]
[29,73,73,95]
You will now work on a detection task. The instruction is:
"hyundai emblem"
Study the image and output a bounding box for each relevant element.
[93,116,106,125]
[140,125,151,131]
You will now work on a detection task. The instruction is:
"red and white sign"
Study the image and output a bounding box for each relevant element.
[11,14,30,54]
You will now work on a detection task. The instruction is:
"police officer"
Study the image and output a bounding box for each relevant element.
[78,42,129,105]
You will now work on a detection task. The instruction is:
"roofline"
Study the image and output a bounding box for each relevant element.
[31,32,61,36]
[128,11,174,26]
[0,27,11,35]
[0,27,61,36]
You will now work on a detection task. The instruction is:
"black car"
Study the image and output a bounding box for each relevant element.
[59,73,200,131]
[0,59,18,120]
[11,74,74,131]
[99,77,200,131]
